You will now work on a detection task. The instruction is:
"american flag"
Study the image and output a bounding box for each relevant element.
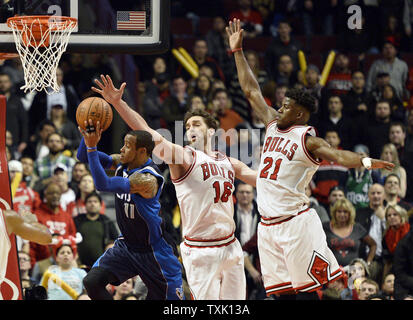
[117,11,146,30]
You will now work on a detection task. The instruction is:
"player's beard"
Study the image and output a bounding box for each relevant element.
[192,134,208,153]
[189,129,207,151]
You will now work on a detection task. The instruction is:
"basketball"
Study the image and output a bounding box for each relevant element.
[76,97,113,132]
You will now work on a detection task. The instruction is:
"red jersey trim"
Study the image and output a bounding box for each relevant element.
[183,232,236,248]
[171,147,197,184]
[260,208,310,226]
[183,238,236,249]
[295,268,343,293]
[301,127,321,166]
[265,268,343,296]
[265,119,278,131]
[275,125,308,134]
[185,232,234,242]
[204,150,227,161]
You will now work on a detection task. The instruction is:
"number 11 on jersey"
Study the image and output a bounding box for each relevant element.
[124,203,135,219]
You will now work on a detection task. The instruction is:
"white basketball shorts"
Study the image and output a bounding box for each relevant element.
[258,208,343,296]
[180,233,246,300]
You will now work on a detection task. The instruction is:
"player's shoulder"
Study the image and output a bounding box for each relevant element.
[137,160,164,179]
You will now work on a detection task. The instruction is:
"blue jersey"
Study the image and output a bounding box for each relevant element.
[114,159,165,248]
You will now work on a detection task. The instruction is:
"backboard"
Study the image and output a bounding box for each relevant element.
[0,0,170,54]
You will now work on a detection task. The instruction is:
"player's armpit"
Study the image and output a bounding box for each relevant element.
[248,90,278,127]
[229,157,257,187]
[305,135,361,167]
[305,136,337,163]
[129,172,159,199]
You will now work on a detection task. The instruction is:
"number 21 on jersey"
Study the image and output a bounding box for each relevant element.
[260,157,283,181]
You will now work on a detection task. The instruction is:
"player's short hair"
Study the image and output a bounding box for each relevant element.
[285,88,317,114]
[184,109,219,131]
[128,130,155,156]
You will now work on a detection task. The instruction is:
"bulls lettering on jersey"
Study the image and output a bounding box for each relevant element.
[173,147,236,240]
[257,123,321,218]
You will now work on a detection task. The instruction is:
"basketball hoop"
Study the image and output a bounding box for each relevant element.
[7,15,77,94]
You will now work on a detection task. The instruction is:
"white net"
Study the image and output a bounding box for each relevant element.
[7,16,77,94]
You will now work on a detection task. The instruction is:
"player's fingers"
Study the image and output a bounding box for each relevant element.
[233,18,238,33]
[119,82,127,93]
[229,20,234,34]
[225,26,231,38]
[101,74,109,87]
[106,75,115,89]
[91,86,102,94]
[234,18,238,31]
[236,19,240,32]
[94,78,104,89]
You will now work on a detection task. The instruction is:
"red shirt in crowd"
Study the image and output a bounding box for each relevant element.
[12,181,41,214]
[230,9,263,26]
[29,202,77,265]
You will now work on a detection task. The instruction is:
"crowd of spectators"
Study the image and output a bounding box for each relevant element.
[3,0,413,300]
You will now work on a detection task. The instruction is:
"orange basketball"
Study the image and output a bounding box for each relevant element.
[76,97,113,132]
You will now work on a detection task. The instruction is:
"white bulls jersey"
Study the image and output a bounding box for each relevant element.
[173,146,236,241]
[0,209,11,285]
[256,122,320,218]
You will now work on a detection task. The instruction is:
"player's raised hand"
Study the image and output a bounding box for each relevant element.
[78,119,103,148]
[226,18,244,51]
[370,159,395,171]
[92,74,126,106]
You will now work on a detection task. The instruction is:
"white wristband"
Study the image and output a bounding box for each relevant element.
[361,157,372,170]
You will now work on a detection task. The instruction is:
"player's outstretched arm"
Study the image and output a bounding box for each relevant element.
[226,19,277,127]
[306,136,395,170]
[92,74,191,168]
[229,157,257,187]
[4,210,52,245]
